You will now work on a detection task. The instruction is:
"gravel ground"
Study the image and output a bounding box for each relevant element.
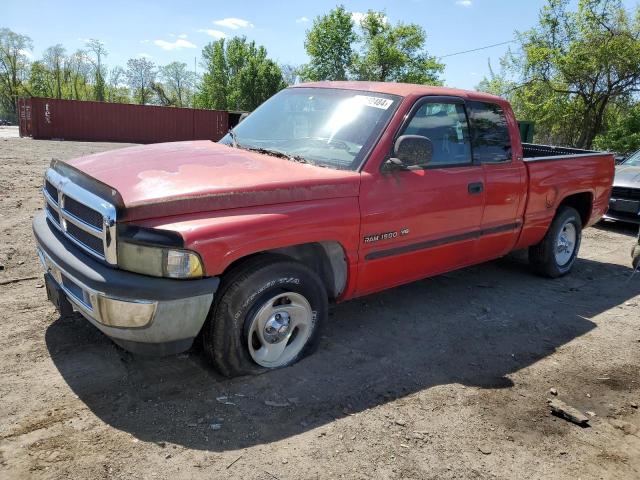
[0,137,639,480]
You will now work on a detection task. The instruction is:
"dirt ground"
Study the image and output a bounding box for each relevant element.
[0,137,639,480]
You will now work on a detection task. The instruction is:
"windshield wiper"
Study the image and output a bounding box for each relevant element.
[245,147,310,164]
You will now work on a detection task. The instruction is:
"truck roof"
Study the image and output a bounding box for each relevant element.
[293,81,506,104]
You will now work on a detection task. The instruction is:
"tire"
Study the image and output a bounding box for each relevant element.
[202,255,328,377]
[529,206,582,278]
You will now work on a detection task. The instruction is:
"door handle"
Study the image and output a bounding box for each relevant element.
[468,182,484,195]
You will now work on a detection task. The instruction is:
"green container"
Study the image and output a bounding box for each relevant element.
[518,121,535,143]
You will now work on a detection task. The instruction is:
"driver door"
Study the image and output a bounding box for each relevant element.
[356,96,485,296]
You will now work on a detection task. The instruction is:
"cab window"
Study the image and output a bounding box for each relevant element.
[400,102,472,166]
[467,101,512,163]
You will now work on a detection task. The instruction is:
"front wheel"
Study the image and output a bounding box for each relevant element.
[202,256,327,377]
[529,206,582,278]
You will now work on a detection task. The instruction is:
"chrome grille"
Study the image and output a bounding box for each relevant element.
[45,180,58,200]
[63,195,104,229]
[42,167,117,264]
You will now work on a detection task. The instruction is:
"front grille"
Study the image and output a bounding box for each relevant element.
[66,222,105,255]
[64,196,103,229]
[42,167,117,264]
[611,186,640,201]
[45,180,58,201]
[46,204,60,224]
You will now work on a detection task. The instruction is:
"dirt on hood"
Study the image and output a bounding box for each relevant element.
[59,140,361,221]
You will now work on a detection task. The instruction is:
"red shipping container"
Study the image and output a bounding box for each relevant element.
[18,97,229,144]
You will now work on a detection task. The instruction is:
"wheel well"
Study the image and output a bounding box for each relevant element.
[559,192,592,226]
[221,242,348,299]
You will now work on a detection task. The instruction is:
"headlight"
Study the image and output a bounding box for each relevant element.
[118,241,204,279]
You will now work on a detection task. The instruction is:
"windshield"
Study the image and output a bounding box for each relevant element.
[220,87,401,170]
[624,150,640,166]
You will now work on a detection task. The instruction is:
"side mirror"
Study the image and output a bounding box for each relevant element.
[386,135,433,170]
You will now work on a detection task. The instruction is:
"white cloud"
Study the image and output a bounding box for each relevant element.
[177,33,188,39]
[140,39,150,44]
[153,38,197,51]
[296,16,309,24]
[456,0,473,7]
[138,53,152,59]
[198,29,227,39]
[213,17,254,29]
[19,49,33,59]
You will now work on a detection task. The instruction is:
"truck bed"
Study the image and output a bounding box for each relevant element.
[522,143,602,161]
[515,144,615,249]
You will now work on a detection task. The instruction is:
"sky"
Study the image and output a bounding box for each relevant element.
[4,0,639,90]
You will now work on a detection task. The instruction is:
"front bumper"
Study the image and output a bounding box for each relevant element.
[33,212,220,355]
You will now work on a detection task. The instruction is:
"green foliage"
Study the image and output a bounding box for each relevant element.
[125,57,156,105]
[593,103,640,154]
[197,37,286,111]
[303,5,356,81]
[478,0,640,150]
[160,61,196,107]
[302,7,443,85]
[0,27,32,120]
[27,61,53,98]
[353,11,443,84]
[85,39,107,101]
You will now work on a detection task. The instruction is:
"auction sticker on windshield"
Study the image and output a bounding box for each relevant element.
[355,95,394,110]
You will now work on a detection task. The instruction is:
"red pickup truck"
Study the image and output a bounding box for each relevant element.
[33,81,614,377]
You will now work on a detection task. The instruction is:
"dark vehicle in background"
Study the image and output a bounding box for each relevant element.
[605,149,640,224]
[0,119,12,126]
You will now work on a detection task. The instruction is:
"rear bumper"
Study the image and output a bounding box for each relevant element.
[33,212,219,355]
[605,197,640,224]
[604,209,640,224]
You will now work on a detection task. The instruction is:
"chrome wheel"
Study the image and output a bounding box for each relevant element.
[555,220,577,266]
[247,292,313,368]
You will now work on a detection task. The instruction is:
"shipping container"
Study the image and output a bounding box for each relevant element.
[17,97,229,144]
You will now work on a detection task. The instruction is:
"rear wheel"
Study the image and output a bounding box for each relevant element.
[529,206,582,278]
[202,256,327,377]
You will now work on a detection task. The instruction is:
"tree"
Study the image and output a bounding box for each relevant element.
[198,37,286,111]
[160,61,195,107]
[27,61,53,97]
[125,57,156,104]
[280,64,300,85]
[303,5,356,81]
[490,0,640,149]
[67,49,91,100]
[593,102,640,154]
[42,44,66,99]
[353,11,443,84]
[86,39,107,101]
[0,28,32,120]
[301,7,443,85]
[198,39,228,109]
[107,66,129,103]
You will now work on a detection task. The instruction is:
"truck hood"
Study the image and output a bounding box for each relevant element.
[614,164,640,188]
[64,141,360,221]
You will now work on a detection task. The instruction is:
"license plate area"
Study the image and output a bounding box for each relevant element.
[44,272,74,316]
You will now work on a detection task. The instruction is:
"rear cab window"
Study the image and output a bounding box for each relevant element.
[466,101,512,163]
